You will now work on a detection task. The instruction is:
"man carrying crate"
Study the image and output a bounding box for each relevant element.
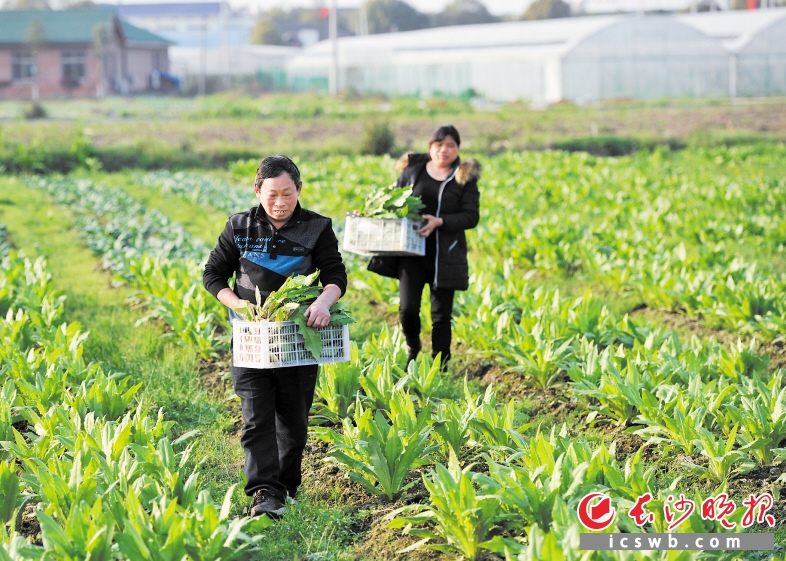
[203,155,347,519]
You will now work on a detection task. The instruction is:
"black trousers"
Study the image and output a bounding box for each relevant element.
[398,256,456,363]
[230,363,318,502]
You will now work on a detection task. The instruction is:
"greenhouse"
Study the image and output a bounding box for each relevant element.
[678,9,786,97]
[287,8,786,102]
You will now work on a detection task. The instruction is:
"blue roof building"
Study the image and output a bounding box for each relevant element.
[107,2,255,48]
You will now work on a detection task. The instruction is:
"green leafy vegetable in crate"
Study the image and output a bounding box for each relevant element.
[235,270,353,359]
[356,184,425,221]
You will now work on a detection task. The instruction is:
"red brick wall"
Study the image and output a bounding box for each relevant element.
[0,44,168,98]
[0,51,11,85]
[0,46,101,99]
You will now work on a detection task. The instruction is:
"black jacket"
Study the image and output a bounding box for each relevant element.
[368,153,480,290]
[204,203,347,309]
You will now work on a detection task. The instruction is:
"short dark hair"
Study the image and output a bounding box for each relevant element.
[255,155,302,190]
[429,125,461,147]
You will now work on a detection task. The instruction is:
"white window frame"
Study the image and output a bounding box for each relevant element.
[11,51,35,82]
[61,50,87,84]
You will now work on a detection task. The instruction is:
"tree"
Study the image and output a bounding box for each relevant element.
[24,17,46,100]
[93,23,107,98]
[250,8,326,46]
[433,0,499,27]
[10,0,50,8]
[521,0,571,20]
[366,0,430,34]
[251,16,286,45]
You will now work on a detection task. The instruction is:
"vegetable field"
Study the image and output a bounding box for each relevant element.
[0,140,785,560]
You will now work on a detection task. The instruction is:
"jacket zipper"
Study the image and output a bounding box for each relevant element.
[433,166,459,287]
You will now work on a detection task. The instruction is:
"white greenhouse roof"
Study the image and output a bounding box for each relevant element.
[289,16,627,68]
[677,8,786,51]
[290,9,786,70]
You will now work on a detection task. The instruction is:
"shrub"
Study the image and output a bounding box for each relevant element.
[552,135,686,156]
[359,121,395,156]
[24,102,47,120]
[552,135,639,156]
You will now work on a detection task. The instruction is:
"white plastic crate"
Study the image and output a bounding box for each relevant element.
[343,215,425,256]
[233,320,350,369]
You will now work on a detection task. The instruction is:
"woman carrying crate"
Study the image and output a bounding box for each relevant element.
[369,125,480,369]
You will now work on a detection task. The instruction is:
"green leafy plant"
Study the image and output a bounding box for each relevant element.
[511,332,574,389]
[235,271,354,359]
[0,243,264,560]
[355,184,425,221]
[183,487,268,560]
[432,382,483,458]
[0,382,18,463]
[388,453,503,560]
[66,371,142,422]
[469,388,531,460]
[398,354,446,405]
[318,401,437,502]
[727,374,786,465]
[358,358,403,411]
[634,404,702,455]
[312,344,362,423]
[686,426,756,484]
[0,462,21,528]
[357,326,408,364]
[35,499,115,561]
[128,257,226,359]
[574,357,660,427]
[350,269,399,314]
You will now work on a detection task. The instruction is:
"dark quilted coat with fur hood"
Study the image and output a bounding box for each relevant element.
[368,153,480,290]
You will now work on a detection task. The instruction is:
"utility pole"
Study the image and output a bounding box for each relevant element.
[359,1,368,36]
[221,0,229,88]
[93,23,107,99]
[24,18,46,101]
[329,0,338,95]
[729,53,737,99]
[199,15,207,96]
[31,65,39,101]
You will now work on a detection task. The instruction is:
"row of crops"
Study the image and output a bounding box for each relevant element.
[0,228,270,560]
[2,143,785,559]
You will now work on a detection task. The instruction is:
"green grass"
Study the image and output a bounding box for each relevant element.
[2,95,785,173]
[249,500,358,561]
